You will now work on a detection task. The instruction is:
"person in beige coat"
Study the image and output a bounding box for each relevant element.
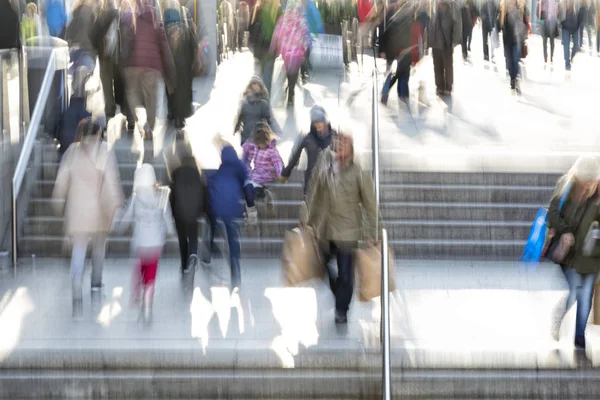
[306,133,378,324]
[52,118,124,318]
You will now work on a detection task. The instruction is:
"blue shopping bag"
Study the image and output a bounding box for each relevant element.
[520,182,571,263]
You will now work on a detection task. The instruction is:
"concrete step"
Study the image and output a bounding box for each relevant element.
[38,158,562,187]
[381,202,541,221]
[2,368,600,399]
[23,216,532,243]
[17,235,525,259]
[32,180,305,202]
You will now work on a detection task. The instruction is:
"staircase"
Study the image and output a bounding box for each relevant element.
[17,139,560,260]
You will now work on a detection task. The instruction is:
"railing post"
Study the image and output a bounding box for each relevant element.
[372,70,380,213]
[381,228,391,400]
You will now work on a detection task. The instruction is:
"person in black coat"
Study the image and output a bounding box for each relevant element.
[481,0,499,62]
[168,136,208,273]
[0,0,21,50]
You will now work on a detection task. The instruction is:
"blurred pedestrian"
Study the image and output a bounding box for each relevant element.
[428,0,462,97]
[280,105,336,195]
[121,0,176,147]
[499,0,528,93]
[538,0,558,65]
[306,134,377,324]
[112,164,176,323]
[66,0,99,97]
[203,143,257,290]
[22,2,40,42]
[167,135,208,274]
[547,156,600,350]
[91,0,136,131]
[242,121,284,216]
[481,0,499,62]
[270,0,310,106]
[379,0,424,105]
[46,0,67,38]
[234,76,281,144]
[559,0,581,71]
[579,0,594,50]
[0,0,21,50]
[238,0,251,50]
[52,118,124,319]
[163,4,197,129]
[248,0,281,94]
[461,0,478,60]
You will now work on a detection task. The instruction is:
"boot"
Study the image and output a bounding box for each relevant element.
[230,258,241,291]
[142,284,155,324]
[91,285,104,311]
[72,299,83,320]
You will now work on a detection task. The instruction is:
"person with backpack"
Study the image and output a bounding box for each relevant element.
[112,164,176,323]
[428,0,462,97]
[52,118,124,319]
[234,76,281,144]
[167,136,208,274]
[203,142,257,291]
[547,156,600,349]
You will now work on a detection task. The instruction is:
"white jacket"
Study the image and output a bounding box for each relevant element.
[114,186,176,251]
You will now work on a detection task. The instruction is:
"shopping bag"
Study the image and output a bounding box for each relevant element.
[355,243,396,302]
[521,182,571,263]
[270,63,287,107]
[491,27,500,49]
[281,227,323,286]
[594,281,600,325]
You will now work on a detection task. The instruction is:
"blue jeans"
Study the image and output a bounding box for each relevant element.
[506,43,521,83]
[563,267,598,338]
[203,217,241,288]
[562,29,579,69]
[261,57,275,95]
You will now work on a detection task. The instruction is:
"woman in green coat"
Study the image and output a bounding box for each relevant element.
[307,133,378,324]
[547,155,600,349]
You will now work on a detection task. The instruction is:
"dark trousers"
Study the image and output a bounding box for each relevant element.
[541,20,556,63]
[462,27,473,59]
[597,30,600,53]
[260,56,275,95]
[99,57,134,124]
[287,71,299,103]
[432,48,454,93]
[203,217,241,288]
[580,24,593,49]
[322,241,356,313]
[175,219,199,270]
[482,27,492,60]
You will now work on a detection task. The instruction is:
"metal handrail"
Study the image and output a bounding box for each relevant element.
[11,49,57,270]
[371,64,391,400]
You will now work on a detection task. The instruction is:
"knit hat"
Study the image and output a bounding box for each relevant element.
[134,164,157,190]
[310,105,328,124]
[571,155,600,183]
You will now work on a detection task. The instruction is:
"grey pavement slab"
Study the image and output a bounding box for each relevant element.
[0,258,580,369]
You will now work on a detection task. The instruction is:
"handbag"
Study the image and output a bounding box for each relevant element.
[521,41,528,58]
[521,182,571,262]
[355,242,396,302]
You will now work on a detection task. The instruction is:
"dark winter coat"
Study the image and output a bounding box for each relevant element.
[165,14,197,121]
[235,93,281,144]
[90,7,119,61]
[66,3,97,58]
[281,124,337,192]
[481,0,499,31]
[380,6,423,66]
[428,0,462,50]
[548,178,600,275]
[0,0,20,50]
[169,158,207,223]
[208,146,249,222]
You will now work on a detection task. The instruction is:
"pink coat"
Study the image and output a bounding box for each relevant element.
[270,5,310,74]
[242,140,284,186]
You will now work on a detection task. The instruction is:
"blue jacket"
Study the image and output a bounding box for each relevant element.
[208,146,248,221]
[46,0,67,37]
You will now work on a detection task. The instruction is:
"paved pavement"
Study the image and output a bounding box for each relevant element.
[0,258,586,369]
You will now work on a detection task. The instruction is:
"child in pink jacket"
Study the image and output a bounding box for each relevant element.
[242,121,284,216]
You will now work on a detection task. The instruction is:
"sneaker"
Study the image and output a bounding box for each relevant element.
[184,254,198,273]
[265,189,276,217]
[335,310,348,324]
[575,335,586,349]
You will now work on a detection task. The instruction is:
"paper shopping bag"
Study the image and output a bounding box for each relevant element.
[593,281,600,325]
[355,244,396,302]
[281,227,323,286]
